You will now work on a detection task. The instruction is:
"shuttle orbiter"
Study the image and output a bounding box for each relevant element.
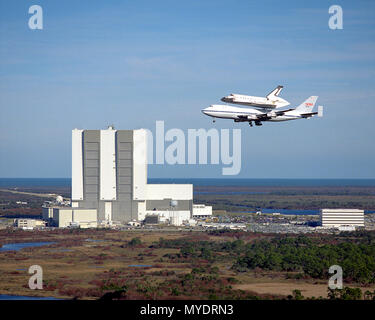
[221,85,290,109]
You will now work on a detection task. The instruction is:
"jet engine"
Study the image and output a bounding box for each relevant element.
[267,111,276,118]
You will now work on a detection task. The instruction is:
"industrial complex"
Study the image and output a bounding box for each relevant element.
[8,126,367,232]
[42,126,212,228]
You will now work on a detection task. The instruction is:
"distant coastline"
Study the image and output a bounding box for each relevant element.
[1,178,375,188]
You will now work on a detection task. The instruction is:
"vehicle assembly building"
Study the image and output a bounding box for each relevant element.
[44,126,211,228]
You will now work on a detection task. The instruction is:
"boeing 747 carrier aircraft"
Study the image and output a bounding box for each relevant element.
[202,96,323,127]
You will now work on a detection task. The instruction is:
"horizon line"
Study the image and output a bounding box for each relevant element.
[1,177,375,180]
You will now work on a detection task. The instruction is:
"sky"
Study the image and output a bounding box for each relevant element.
[0,0,374,179]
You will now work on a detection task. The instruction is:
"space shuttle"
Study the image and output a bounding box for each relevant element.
[221,85,290,109]
[202,96,323,127]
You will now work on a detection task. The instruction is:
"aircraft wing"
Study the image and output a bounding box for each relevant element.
[300,112,318,118]
[257,114,272,120]
[237,115,255,121]
[259,108,295,119]
[236,113,270,121]
[274,108,294,116]
[237,113,271,122]
[236,108,296,122]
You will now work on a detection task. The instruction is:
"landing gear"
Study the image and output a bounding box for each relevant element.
[213,119,216,123]
[248,121,253,127]
[255,121,262,126]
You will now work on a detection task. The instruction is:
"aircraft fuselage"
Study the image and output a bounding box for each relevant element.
[202,104,302,122]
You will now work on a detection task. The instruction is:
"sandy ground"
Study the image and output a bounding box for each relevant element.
[234,282,375,298]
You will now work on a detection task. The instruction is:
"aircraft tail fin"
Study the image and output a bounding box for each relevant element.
[296,96,318,114]
[266,85,283,99]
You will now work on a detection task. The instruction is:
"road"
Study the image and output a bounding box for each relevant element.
[0,188,58,199]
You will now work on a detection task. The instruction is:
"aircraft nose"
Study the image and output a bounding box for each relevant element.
[201,108,208,115]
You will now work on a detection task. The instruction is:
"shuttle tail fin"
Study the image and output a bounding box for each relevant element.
[266,85,283,99]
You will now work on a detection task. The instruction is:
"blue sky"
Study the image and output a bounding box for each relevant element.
[0,0,374,178]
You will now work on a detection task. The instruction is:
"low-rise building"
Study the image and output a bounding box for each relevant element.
[51,207,97,228]
[144,215,159,225]
[320,209,365,228]
[14,219,46,230]
[338,225,356,232]
[192,204,212,217]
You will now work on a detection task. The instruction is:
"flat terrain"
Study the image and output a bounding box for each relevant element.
[2,185,375,220]
[194,186,375,211]
[1,184,374,300]
[0,229,192,299]
[234,282,374,298]
[1,229,374,300]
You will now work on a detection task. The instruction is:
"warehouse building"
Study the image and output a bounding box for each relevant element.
[320,208,365,229]
[14,219,46,230]
[42,206,97,228]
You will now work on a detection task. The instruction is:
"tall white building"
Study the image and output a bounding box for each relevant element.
[71,126,193,224]
[320,209,365,228]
